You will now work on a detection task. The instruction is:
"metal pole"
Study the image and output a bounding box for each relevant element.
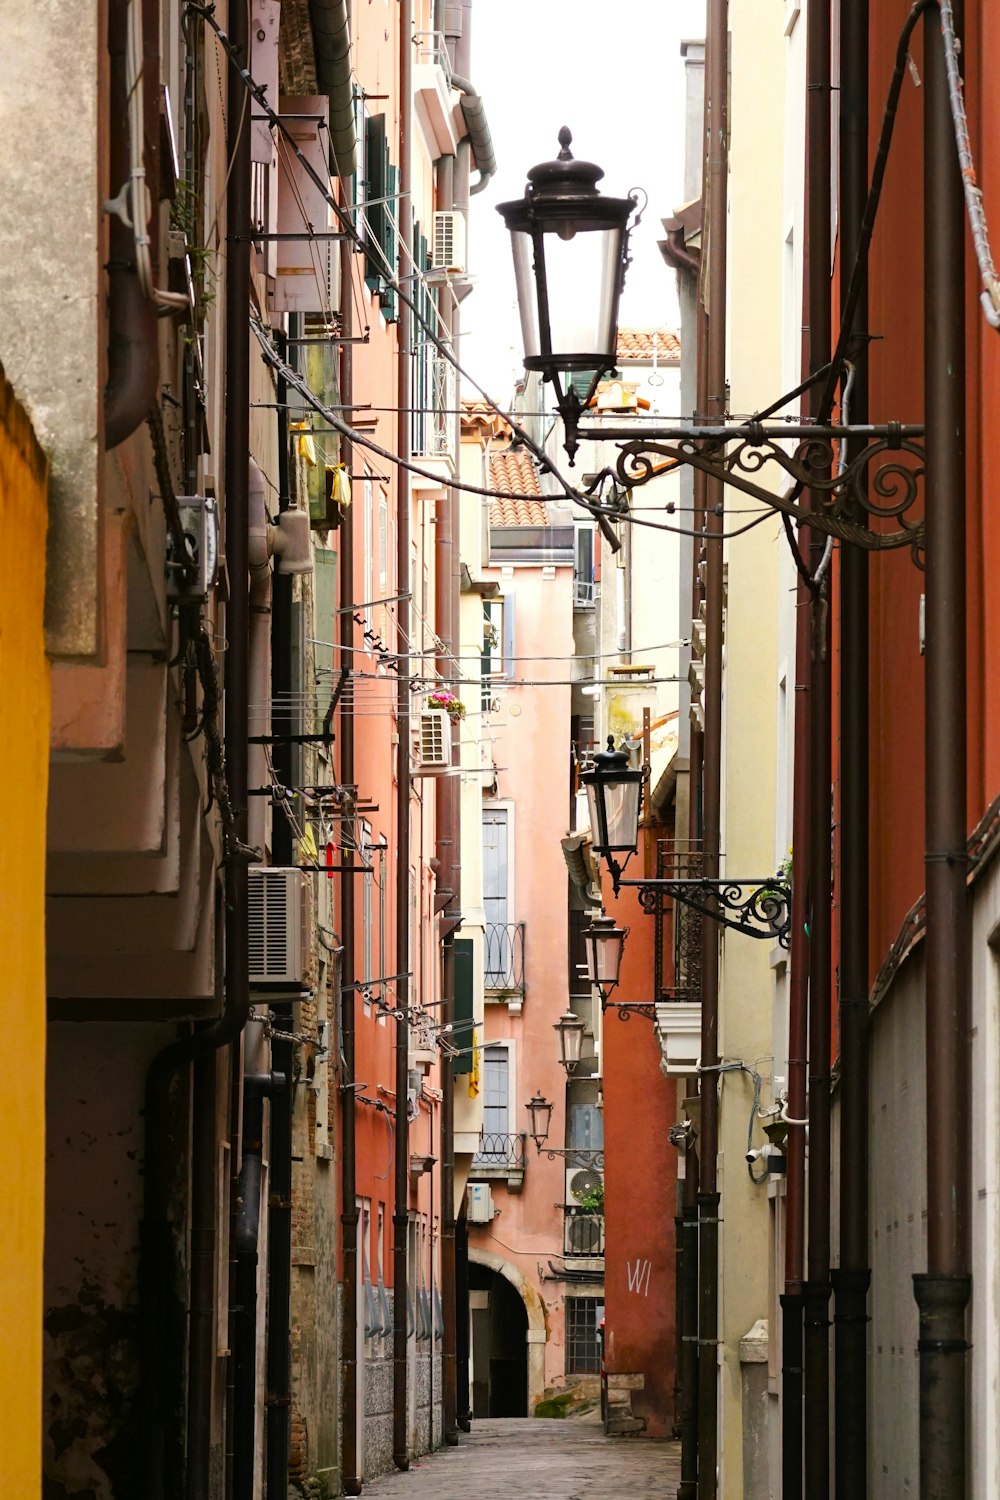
[698,0,728,1490]
[338,151,363,1493]
[914,6,970,1494]
[833,0,872,1488]
[393,0,414,1468]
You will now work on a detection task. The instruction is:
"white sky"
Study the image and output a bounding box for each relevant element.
[461,0,706,407]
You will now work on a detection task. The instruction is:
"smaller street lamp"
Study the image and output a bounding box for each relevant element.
[496,127,637,460]
[554,1008,587,1073]
[581,736,645,892]
[526,1090,554,1152]
[583,913,627,1002]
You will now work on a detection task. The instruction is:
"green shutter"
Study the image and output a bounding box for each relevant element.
[453,937,475,1076]
[381,163,400,323]
[364,114,387,293]
[313,548,338,730]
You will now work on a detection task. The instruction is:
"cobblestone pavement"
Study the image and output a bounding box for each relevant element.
[361,1417,681,1498]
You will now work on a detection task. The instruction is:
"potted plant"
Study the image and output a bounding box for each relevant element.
[427,688,466,722]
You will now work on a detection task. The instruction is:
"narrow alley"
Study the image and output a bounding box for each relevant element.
[360,1419,681,1499]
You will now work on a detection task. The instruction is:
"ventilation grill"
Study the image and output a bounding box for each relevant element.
[417,709,451,768]
[248,868,305,986]
[432,210,467,274]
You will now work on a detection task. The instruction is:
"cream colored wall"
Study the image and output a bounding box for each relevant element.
[716,1,788,1493]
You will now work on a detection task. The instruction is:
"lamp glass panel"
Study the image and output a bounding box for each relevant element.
[510,229,541,359]
[594,930,624,988]
[592,777,641,854]
[556,1013,585,1067]
[541,226,621,364]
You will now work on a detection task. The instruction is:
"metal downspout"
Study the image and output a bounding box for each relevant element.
[833,0,872,1490]
[914,7,970,1495]
[677,293,709,1500]
[393,0,414,1468]
[308,0,357,177]
[803,0,834,1490]
[338,136,363,1493]
[223,0,254,1485]
[698,0,728,1491]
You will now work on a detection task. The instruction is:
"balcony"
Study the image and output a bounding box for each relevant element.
[485,922,525,1010]
[564,1207,605,1258]
[470,1131,527,1192]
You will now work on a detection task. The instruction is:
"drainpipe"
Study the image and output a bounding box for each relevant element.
[266,368,295,1497]
[140,2,253,1490]
[677,292,709,1500]
[105,0,158,449]
[233,1073,286,1499]
[832,0,871,1491]
[338,134,363,1495]
[913,9,970,1495]
[448,75,496,196]
[697,0,728,1490]
[393,0,414,1468]
[308,0,357,177]
[803,0,833,1491]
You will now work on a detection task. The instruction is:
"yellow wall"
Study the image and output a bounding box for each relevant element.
[0,366,49,1494]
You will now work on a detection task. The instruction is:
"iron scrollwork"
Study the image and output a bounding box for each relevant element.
[603,1000,657,1023]
[538,1147,605,1169]
[626,877,792,948]
[605,423,925,561]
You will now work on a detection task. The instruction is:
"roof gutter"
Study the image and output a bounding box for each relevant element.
[449,73,497,195]
[308,0,357,178]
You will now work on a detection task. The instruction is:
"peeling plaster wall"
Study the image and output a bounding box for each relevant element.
[43,1022,186,1498]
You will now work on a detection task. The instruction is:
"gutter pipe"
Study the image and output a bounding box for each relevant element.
[308,0,357,178]
[448,74,496,195]
[140,4,253,1493]
[105,0,158,449]
[338,133,363,1494]
[914,9,970,1494]
[833,0,872,1489]
[233,1073,285,1499]
[803,0,834,1491]
[697,0,728,1489]
[265,339,295,1498]
[393,0,414,1468]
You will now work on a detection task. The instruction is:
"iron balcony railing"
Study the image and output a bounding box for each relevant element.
[471,1132,527,1172]
[484,921,525,996]
[563,1207,605,1257]
[654,841,704,1005]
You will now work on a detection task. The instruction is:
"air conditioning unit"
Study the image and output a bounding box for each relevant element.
[248,868,306,986]
[565,1164,603,1208]
[467,1183,494,1224]
[415,708,451,769]
[432,210,467,274]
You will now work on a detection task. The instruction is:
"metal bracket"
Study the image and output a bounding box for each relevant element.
[580,421,925,560]
[604,1000,658,1023]
[538,1147,605,1169]
[620,876,792,948]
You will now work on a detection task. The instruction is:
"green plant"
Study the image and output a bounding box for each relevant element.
[572,1179,605,1214]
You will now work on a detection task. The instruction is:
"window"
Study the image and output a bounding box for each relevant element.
[574,526,596,607]
[362,474,374,628]
[482,808,510,928]
[483,1045,510,1138]
[361,821,373,986]
[363,113,398,322]
[481,596,515,707]
[565,1296,603,1374]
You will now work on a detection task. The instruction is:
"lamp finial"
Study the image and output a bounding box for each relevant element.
[557,126,573,159]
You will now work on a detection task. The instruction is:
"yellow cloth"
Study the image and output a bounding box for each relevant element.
[468,1038,480,1098]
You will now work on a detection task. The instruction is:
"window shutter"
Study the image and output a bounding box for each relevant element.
[364,114,387,293]
[502,593,516,675]
[453,936,475,1076]
[381,162,400,322]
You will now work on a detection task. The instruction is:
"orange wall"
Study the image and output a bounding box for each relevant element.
[602,876,677,1435]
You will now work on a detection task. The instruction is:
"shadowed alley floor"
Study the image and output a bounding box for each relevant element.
[361,1418,682,1498]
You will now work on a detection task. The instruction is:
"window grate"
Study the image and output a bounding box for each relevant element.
[565,1295,603,1375]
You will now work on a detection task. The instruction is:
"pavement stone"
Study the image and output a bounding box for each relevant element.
[360,1416,682,1499]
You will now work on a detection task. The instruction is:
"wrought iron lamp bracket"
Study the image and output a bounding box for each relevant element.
[535,1146,606,1169]
[603,1000,658,1023]
[619,876,792,949]
[577,421,926,563]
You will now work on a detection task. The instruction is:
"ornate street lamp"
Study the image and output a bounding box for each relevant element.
[496,127,637,460]
[582,913,627,999]
[553,1008,586,1073]
[526,1090,554,1151]
[580,736,644,891]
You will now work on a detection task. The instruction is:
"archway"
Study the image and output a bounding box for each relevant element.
[467,1249,547,1415]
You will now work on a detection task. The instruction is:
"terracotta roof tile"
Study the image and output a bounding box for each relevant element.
[488,449,548,527]
[616,327,681,362]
